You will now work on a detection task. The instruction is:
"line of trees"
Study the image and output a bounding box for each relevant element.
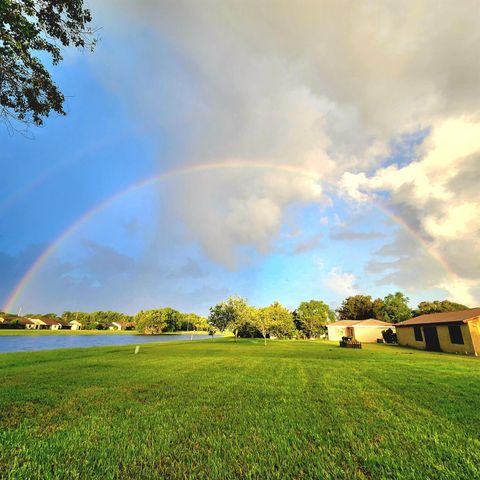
[207,297,335,345]
[61,311,133,330]
[336,293,468,324]
[134,309,208,334]
[1,294,469,334]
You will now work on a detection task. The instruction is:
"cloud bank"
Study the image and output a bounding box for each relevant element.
[90,0,480,303]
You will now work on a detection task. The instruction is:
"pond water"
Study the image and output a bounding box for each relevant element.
[0,334,211,354]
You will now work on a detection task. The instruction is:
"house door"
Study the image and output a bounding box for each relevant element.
[423,327,441,352]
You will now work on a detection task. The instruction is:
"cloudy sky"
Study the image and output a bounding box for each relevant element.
[1,0,479,315]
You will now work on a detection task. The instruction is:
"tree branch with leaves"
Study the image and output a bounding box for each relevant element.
[0,0,96,131]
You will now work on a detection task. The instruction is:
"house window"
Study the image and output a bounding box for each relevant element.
[414,326,423,341]
[448,325,464,344]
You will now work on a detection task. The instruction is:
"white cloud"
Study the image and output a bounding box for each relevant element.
[90,1,480,301]
[342,117,480,304]
[323,267,358,297]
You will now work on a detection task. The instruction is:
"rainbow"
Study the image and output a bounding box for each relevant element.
[2,161,458,312]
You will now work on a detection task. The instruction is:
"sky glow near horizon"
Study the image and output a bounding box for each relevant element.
[1,0,479,315]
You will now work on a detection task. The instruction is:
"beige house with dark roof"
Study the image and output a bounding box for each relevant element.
[108,321,134,331]
[396,308,480,355]
[27,317,62,330]
[327,319,394,343]
[69,320,82,330]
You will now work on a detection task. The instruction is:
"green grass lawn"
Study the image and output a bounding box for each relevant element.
[1,339,479,479]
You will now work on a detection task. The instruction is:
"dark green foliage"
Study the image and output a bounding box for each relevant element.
[161,307,182,332]
[237,321,262,338]
[294,300,335,338]
[134,309,169,334]
[259,301,296,340]
[0,320,24,329]
[338,293,412,324]
[62,311,133,330]
[414,300,469,316]
[178,313,209,332]
[208,296,252,341]
[208,301,235,332]
[337,295,376,320]
[1,340,479,479]
[378,292,412,323]
[372,297,385,320]
[0,0,95,129]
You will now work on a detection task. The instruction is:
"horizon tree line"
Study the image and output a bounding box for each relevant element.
[0,294,469,335]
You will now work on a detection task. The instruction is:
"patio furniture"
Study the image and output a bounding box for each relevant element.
[339,336,362,349]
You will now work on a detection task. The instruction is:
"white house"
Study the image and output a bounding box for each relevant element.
[27,317,62,330]
[69,320,82,330]
[327,319,394,343]
[109,321,134,331]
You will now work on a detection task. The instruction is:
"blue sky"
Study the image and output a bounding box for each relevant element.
[1,1,479,315]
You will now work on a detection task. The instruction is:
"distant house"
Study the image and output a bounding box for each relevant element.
[396,308,480,355]
[69,320,82,330]
[0,316,35,329]
[27,317,62,330]
[327,319,394,343]
[109,321,134,331]
[20,318,36,329]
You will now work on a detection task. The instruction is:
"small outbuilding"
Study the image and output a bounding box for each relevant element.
[396,308,480,355]
[327,319,394,343]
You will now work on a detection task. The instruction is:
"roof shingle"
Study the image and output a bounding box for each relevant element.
[396,308,480,327]
[328,319,393,327]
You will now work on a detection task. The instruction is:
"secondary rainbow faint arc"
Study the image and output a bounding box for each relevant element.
[2,161,458,312]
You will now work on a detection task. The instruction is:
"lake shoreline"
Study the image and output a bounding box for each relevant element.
[0,329,209,337]
[0,332,212,354]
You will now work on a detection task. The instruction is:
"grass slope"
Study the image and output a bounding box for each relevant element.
[0,339,479,479]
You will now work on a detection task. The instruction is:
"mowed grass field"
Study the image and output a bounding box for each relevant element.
[1,339,479,479]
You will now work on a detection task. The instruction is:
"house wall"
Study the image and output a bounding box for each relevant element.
[467,320,480,355]
[327,326,347,341]
[397,322,478,355]
[353,327,388,343]
[29,319,44,330]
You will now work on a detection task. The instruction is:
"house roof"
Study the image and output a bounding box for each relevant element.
[111,321,134,327]
[42,318,61,326]
[353,319,394,327]
[29,317,60,326]
[1,316,33,324]
[16,318,35,325]
[327,320,358,327]
[328,319,393,327]
[396,308,480,327]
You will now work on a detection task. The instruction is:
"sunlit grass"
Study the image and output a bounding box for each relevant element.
[1,339,479,479]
